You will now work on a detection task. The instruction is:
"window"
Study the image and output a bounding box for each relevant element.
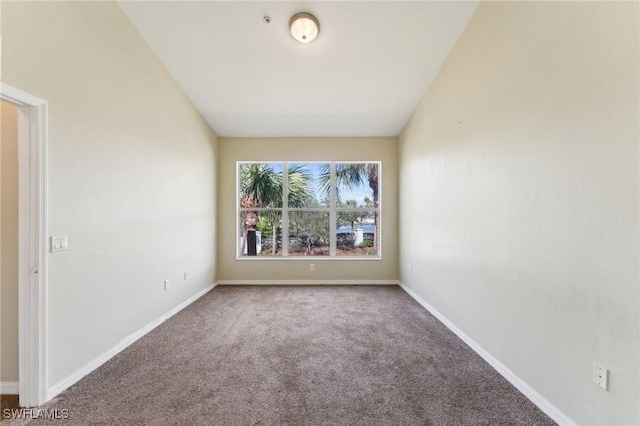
[238,162,381,259]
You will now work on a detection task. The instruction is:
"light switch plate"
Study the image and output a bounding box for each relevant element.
[50,236,68,252]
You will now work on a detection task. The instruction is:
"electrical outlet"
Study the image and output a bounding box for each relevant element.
[164,279,170,291]
[409,263,413,272]
[593,362,608,390]
[184,272,188,281]
[309,264,315,272]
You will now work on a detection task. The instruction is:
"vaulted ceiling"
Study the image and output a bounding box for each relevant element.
[119,1,479,137]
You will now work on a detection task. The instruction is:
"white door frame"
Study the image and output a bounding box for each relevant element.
[1,82,48,407]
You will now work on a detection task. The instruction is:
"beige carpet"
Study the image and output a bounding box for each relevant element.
[5,285,555,425]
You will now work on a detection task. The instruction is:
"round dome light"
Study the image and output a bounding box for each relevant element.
[289,12,320,43]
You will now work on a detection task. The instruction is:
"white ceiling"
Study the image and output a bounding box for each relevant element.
[119,1,479,138]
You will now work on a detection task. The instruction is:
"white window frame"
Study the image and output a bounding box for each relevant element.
[236,161,382,260]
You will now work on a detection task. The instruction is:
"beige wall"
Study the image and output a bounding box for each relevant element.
[2,2,218,389]
[217,137,398,282]
[1,101,19,383]
[399,2,638,425]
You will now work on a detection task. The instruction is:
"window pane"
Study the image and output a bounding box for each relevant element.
[335,163,378,208]
[336,212,377,256]
[288,163,329,208]
[288,211,330,256]
[239,211,282,256]
[239,163,283,209]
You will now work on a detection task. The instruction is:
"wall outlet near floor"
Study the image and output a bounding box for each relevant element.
[309,264,315,272]
[183,272,188,281]
[164,279,170,291]
[593,362,609,390]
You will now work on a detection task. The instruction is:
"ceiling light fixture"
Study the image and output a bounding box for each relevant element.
[289,12,319,43]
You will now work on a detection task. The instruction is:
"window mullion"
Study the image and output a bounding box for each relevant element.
[237,162,242,258]
[329,162,336,257]
[282,163,289,257]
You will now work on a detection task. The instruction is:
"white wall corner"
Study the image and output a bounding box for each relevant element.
[398,282,576,426]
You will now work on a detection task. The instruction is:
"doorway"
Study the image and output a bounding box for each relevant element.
[0,83,48,407]
[1,100,20,398]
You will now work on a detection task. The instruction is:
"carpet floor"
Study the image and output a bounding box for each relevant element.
[4,285,555,425]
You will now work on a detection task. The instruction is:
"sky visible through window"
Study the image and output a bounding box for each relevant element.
[240,162,375,206]
[288,163,373,207]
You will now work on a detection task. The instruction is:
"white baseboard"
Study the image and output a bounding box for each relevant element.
[1,381,19,394]
[398,282,575,426]
[216,280,400,286]
[47,283,216,400]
